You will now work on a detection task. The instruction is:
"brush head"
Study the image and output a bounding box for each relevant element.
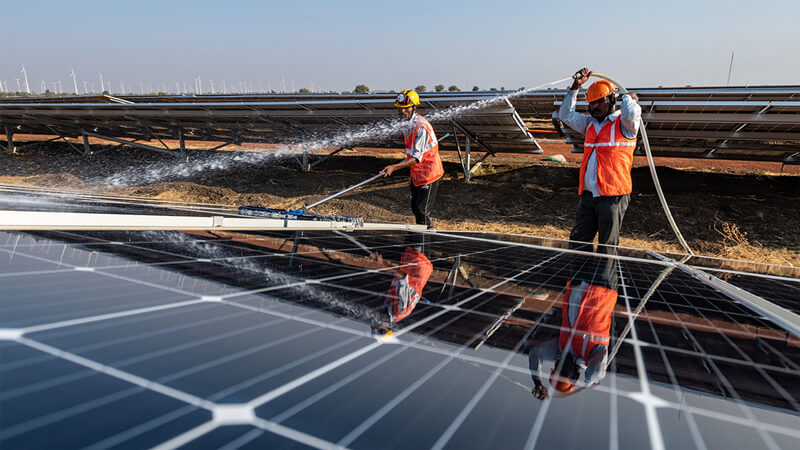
[238,206,364,227]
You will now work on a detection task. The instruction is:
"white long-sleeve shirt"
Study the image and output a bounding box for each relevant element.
[559,89,642,197]
[403,113,437,162]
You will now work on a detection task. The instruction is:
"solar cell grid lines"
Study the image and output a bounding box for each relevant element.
[1,220,799,449]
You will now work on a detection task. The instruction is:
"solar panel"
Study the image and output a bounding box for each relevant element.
[2,188,799,449]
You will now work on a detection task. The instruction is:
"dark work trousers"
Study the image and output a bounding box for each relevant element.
[410,180,439,228]
[569,191,630,254]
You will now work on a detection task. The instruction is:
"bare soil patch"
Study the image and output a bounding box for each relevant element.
[2,141,798,266]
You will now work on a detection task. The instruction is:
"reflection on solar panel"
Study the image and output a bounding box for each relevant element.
[2,189,799,449]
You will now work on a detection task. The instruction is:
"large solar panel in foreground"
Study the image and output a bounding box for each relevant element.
[2,219,799,449]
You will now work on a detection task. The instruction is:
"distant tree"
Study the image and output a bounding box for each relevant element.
[489,87,498,91]
[415,85,427,93]
[102,90,110,96]
[447,85,460,92]
[298,88,311,94]
[434,84,445,92]
[472,85,480,91]
[354,84,370,94]
[500,86,505,90]
[44,89,55,97]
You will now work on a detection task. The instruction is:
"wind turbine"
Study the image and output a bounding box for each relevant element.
[209,79,215,95]
[20,66,31,94]
[222,80,227,95]
[83,80,89,94]
[57,80,63,94]
[140,81,144,95]
[15,78,21,92]
[40,79,47,93]
[98,72,105,92]
[70,68,79,94]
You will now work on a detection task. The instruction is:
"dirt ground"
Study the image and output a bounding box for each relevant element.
[1,139,798,267]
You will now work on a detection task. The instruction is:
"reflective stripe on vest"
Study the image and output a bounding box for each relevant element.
[404,115,444,187]
[579,115,636,196]
[559,281,618,361]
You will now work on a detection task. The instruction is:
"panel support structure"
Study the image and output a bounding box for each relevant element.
[4,126,14,154]
[83,131,183,158]
[309,146,348,170]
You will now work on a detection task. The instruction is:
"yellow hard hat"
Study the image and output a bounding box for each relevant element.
[586,80,616,103]
[395,89,420,108]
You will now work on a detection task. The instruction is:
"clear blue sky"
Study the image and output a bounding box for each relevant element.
[3,0,798,94]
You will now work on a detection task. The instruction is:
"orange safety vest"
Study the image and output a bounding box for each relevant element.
[579,115,637,196]
[385,246,433,322]
[558,281,618,361]
[404,115,444,187]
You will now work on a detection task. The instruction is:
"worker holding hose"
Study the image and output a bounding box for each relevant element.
[559,68,641,253]
[381,89,444,229]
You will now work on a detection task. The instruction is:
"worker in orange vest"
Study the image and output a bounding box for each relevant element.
[529,257,619,399]
[381,89,444,229]
[559,68,641,253]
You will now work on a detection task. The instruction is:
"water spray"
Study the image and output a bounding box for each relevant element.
[100,79,570,187]
[574,72,693,255]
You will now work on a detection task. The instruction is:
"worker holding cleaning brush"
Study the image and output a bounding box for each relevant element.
[559,68,641,253]
[381,89,444,229]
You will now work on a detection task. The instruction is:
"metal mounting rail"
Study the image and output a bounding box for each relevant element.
[649,252,800,338]
[0,210,427,232]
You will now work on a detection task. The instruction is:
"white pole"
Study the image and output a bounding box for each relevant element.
[40,79,46,93]
[70,68,79,94]
[222,79,226,94]
[57,80,63,94]
[83,80,88,94]
[726,51,734,86]
[21,66,31,94]
[15,78,21,92]
[20,66,31,94]
[98,73,104,92]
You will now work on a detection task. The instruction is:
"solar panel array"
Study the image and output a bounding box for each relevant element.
[2,85,799,164]
[0,94,538,157]
[1,186,799,449]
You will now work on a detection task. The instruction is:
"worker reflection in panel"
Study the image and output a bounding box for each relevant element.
[528,256,619,399]
[371,234,433,336]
